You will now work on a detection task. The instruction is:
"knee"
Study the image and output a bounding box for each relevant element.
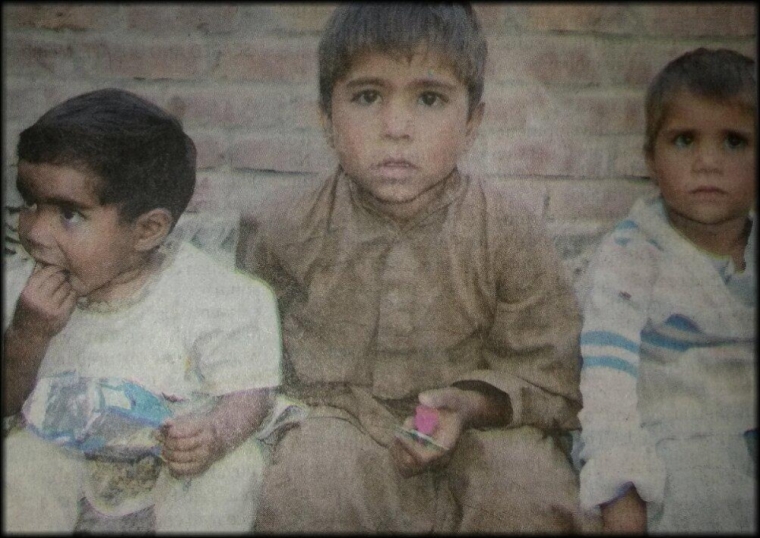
[267,417,374,487]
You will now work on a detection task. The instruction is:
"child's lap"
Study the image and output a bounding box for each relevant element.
[650,434,756,533]
[261,407,598,532]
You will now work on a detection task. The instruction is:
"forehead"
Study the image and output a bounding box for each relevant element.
[17,161,102,207]
[341,47,462,83]
[658,91,756,132]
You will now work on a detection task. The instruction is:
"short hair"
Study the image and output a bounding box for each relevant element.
[17,88,196,227]
[318,3,487,119]
[644,48,757,157]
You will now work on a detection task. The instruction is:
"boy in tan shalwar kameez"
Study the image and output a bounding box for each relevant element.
[250,4,600,533]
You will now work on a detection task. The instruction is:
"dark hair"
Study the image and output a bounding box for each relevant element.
[17,88,196,227]
[644,48,757,157]
[318,3,487,118]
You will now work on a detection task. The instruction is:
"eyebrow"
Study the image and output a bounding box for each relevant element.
[16,176,97,211]
[344,77,460,92]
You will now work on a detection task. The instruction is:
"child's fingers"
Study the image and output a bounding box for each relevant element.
[59,287,79,312]
[165,459,205,478]
[163,433,203,452]
[50,279,76,307]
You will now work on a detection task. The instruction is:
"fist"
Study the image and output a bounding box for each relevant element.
[13,264,78,338]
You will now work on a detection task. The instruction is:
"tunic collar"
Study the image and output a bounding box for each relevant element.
[329,166,465,232]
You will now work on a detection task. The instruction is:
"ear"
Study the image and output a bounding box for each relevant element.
[132,208,172,252]
[320,108,335,149]
[463,102,485,152]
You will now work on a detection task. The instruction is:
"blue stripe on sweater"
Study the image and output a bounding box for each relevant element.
[582,356,638,377]
[640,329,694,352]
[581,331,639,355]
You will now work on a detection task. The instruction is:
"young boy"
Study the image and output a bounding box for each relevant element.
[248,4,597,533]
[3,88,283,533]
[576,48,756,533]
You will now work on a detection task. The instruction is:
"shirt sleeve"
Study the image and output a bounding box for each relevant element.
[576,223,666,510]
[182,248,283,397]
[454,210,584,432]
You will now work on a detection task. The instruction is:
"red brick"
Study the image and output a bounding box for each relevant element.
[230,133,334,173]
[4,36,76,77]
[155,87,319,130]
[637,4,757,37]
[480,85,553,132]
[126,5,240,34]
[611,135,650,178]
[473,4,510,34]
[3,4,115,31]
[600,42,698,87]
[215,39,318,83]
[482,133,610,178]
[262,4,336,34]
[82,41,209,80]
[560,91,645,135]
[546,179,657,220]
[488,36,602,86]
[187,132,226,170]
[512,4,637,34]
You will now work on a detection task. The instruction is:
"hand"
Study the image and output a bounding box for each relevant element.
[390,387,476,478]
[12,264,78,338]
[601,487,647,534]
[158,414,225,478]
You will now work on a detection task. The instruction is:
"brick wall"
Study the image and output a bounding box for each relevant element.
[3,2,756,286]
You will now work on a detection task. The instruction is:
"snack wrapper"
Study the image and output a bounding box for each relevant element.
[22,373,172,461]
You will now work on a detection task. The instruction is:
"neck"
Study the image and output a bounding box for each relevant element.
[667,210,751,268]
[85,250,163,304]
[354,170,455,224]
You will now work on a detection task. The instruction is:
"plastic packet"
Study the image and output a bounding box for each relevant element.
[22,373,173,461]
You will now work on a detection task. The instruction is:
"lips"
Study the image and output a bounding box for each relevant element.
[375,158,416,169]
[691,186,725,194]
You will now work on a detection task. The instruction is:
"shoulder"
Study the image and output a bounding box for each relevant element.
[163,241,277,308]
[582,197,664,298]
[247,171,337,242]
[458,175,546,241]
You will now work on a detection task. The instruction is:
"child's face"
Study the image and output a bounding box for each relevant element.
[324,48,483,220]
[16,161,145,300]
[647,91,756,228]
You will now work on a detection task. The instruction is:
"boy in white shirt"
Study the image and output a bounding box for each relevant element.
[3,88,283,532]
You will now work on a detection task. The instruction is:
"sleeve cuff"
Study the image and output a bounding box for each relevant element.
[579,445,666,510]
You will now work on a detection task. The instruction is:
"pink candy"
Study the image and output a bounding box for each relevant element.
[414,405,439,435]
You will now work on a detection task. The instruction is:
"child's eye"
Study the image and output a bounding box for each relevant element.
[352,90,380,106]
[725,132,749,150]
[60,207,84,224]
[21,199,37,211]
[418,92,446,107]
[673,133,694,148]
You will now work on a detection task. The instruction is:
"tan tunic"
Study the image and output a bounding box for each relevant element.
[246,168,596,532]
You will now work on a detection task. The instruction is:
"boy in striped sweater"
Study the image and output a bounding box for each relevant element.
[576,48,756,533]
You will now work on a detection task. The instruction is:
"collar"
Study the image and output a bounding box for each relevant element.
[330,166,466,232]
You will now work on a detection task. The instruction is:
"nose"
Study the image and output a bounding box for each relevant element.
[18,207,55,250]
[693,140,722,173]
[380,99,412,140]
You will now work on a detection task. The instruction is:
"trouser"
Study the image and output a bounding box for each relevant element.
[4,429,266,533]
[255,406,601,533]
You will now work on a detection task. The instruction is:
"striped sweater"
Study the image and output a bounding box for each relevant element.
[576,194,756,510]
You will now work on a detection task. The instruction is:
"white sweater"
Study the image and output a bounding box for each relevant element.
[576,194,756,510]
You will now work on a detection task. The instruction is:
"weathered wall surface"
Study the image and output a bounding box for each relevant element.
[3,3,756,285]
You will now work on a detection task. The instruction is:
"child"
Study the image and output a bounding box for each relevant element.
[576,48,756,533]
[2,88,283,533]
[248,4,597,533]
